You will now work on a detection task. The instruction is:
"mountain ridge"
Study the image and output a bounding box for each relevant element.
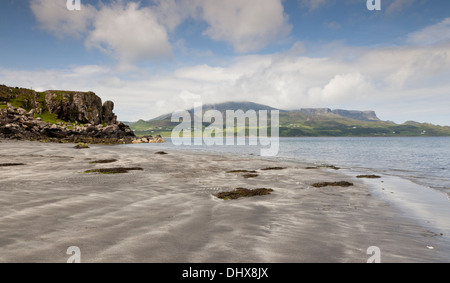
[126,101,450,137]
[145,101,380,122]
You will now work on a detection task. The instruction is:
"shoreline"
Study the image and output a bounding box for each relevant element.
[127,137,450,195]
[0,139,449,262]
[128,140,450,244]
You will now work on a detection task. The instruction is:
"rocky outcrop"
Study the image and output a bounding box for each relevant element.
[102,100,117,125]
[44,91,103,125]
[0,83,165,144]
[331,109,379,121]
[43,90,123,126]
[0,104,139,143]
[131,135,165,144]
[299,108,379,122]
[299,108,332,116]
[0,85,122,126]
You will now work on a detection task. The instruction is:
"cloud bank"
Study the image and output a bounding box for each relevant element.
[3,37,450,124]
[13,2,450,125]
[31,0,292,62]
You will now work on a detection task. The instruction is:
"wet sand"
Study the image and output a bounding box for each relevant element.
[0,139,448,262]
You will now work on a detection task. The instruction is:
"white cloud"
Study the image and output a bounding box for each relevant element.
[30,0,96,38]
[357,44,450,89]
[31,0,292,61]
[85,2,172,64]
[198,0,292,53]
[31,1,174,64]
[308,73,373,104]
[407,18,450,46]
[152,0,194,32]
[174,65,240,82]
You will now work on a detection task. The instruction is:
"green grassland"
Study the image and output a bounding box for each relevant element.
[127,111,450,138]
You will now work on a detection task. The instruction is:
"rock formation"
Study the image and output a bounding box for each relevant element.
[299,108,380,121]
[0,85,164,144]
[0,85,124,126]
[0,103,135,143]
[331,109,379,121]
[299,108,332,116]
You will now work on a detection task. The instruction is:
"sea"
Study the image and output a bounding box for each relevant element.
[128,137,450,236]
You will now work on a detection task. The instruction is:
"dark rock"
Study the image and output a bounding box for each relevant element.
[86,126,96,133]
[102,101,117,125]
[42,128,65,138]
[74,143,89,149]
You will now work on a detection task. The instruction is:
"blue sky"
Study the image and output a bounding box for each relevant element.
[1,0,450,125]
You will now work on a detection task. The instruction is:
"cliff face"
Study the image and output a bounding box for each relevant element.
[0,84,162,144]
[299,108,379,122]
[0,85,117,126]
[331,109,379,121]
[0,103,136,143]
[45,91,103,125]
[299,108,332,116]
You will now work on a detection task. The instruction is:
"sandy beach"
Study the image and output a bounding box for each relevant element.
[0,139,448,263]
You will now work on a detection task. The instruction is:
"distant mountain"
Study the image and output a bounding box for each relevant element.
[194,101,283,114]
[149,101,283,121]
[125,101,450,137]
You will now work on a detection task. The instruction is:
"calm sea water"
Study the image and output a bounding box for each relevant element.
[130,137,450,194]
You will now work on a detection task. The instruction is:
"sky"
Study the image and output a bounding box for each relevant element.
[0,0,450,125]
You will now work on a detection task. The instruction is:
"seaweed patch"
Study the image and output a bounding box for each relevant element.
[215,188,274,200]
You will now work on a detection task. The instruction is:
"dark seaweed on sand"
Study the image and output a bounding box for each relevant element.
[84,167,143,174]
[215,188,274,200]
[312,181,353,188]
[357,175,381,179]
[226,170,257,174]
[242,173,259,179]
[0,163,25,167]
[89,159,118,164]
[260,167,286,171]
